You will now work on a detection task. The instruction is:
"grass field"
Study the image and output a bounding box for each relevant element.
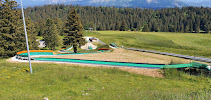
[12,31,210,99]
[0,59,211,99]
[87,31,211,57]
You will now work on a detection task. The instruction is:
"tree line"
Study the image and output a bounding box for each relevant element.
[0,0,38,58]
[0,0,210,58]
[25,5,210,33]
[0,0,84,58]
[43,7,85,53]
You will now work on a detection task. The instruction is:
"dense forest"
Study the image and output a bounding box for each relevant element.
[25,5,211,34]
[0,0,38,58]
[1,0,211,58]
[0,0,84,57]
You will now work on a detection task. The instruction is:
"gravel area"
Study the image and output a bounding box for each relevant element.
[43,49,192,64]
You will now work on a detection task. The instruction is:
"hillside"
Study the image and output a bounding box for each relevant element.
[1,59,211,99]
[24,5,210,34]
[87,31,211,57]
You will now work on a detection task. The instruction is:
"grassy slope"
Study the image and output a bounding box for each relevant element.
[0,59,210,99]
[88,31,211,57]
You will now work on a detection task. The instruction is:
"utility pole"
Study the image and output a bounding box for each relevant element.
[86,30,87,52]
[21,0,33,74]
[95,23,96,31]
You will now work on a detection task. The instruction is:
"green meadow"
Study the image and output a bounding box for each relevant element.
[87,31,211,57]
[0,59,210,99]
[2,31,211,99]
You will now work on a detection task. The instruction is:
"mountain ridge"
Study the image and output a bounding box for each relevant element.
[183,1,211,7]
[15,0,210,8]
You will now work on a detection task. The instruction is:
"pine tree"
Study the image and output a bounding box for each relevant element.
[184,24,190,33]
[98,25,103,31]
[120,21,127,31]
[0,0,26,58]
[63,8,85,53]
[205,23,210,33]
[142,24,150,32]
[195,25,200,33]
[43,18,60,50]
[189,21,193,33]
[54,18,64,35]
[195,17,200,33]
[115,22,120,31]
[25,18,39,50]
[37,21,45,36]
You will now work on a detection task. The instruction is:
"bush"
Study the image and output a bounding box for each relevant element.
[163,68,211,83]
[163,68,183,80]
[97,44,109,49]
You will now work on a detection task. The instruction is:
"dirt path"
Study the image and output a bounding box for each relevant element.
[119,67,163,77]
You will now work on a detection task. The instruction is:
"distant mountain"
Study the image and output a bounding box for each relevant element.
[182,1,211,7]
[129,0,187,8]
[15,0,188,8]
[85,0,187,8]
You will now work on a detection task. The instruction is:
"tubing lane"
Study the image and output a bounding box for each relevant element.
[34,58,164,69]
[16,50,210,70]
[124,47,211,63]
[34,58,210,70]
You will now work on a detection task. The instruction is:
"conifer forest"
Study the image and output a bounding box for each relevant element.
[0,0,211,57]
[25,5,210,33]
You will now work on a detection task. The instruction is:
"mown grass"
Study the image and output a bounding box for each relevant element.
[87,31,211,57]
[0,59,210,99]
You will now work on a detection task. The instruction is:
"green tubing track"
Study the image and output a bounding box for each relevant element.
[34,58,164,69]
[19,52,53,57]
[17,51,210,70]
[34,58,210,70]
[19,52,96,57]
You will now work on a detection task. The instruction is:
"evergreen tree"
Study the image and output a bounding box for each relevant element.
[195,25,200,33]
[98,25,103,31]
[37,21,45,36]
[54,18,64,35]
[184,24,190,33]
[23,5,211,34]
[151,22,157,32]
[25,18,39,50]
[43,18,60,50]
[195,17,200,33]
[189,21,193,33]
[142,24,150,32]
[205,23,210,33]
[63,8,85,53]
[120,21,127,31]
[0,0,26,58]
[115,22,120,31]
